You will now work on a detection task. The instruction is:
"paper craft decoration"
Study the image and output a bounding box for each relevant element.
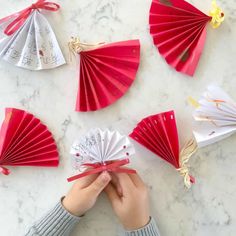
[67,128,136,182]
[0,108,59,175]
[149,0,225,76]
[68,38,140,112]
[130,111,197,188]
[189,85,236,147]
[0,0,65,70]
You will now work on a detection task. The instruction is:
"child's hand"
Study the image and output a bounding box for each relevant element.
[105,173,150,230]
[62,171,111,216]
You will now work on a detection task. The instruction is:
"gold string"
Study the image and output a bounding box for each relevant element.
[177,138,198,188]
[68,37,104,62]
[209,0,225,29]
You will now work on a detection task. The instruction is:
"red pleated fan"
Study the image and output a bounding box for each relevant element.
[149,0,224,76]
[129,110,197,188]
[0,108,59,175]
[70,39,140,112]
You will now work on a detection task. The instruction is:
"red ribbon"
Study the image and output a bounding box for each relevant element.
[0,0,60,36]
[189,175,195,184]
[67,159,136,182]
[0,166,10,175]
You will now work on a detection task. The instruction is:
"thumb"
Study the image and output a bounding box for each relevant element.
[105,183,120,204]
[86,171,111,197]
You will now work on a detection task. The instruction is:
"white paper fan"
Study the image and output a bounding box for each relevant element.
[0,10,65,70]
[191,85,236,147]
[71,128,135,170]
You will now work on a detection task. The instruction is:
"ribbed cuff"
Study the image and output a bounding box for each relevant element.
[125,217,160,236]
[25,199,80,236]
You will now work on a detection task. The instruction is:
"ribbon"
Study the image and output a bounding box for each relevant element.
[67,159,136,182]
[0,0,60,36]
[177,139,198,188]
[209,0,225,29]
[0,166,10,175]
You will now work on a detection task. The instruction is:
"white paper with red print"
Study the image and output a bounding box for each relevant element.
[192,85,236,147]
[70,128,135,170]
[0,10,65,70]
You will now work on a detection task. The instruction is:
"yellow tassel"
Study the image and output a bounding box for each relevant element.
[177,139,198,188]
[188,96,200,108]
[209,0,225,29]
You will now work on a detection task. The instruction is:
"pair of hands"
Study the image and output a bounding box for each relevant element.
[62,171,150,230]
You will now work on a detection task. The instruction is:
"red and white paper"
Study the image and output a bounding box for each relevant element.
[0,0,65,70]
[67,129,136,182]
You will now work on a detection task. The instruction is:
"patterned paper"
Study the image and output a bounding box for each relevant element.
[191,85,236,147]
[71,128,135,169]
[0,6,65,70]
[67,129,136,182]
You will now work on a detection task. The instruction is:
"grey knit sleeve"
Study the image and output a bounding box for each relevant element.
[25,200,80,236]
[125,217,160,236]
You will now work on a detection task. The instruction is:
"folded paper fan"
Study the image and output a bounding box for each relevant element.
[0,0,65,70]
[68,38,140,112]
[67,128,136,182]
[130,111,197,188]
[0,108,59,175]
[189,85,236,147]
[149,0,224,76]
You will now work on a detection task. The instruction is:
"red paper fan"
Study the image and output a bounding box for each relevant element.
[71,39,140,112]
[129,110,197,188]
[149,0,224,76]
[0,108,59,175]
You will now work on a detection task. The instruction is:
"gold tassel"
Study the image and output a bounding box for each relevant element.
[177,138,198,188]
[68,37,104,61]
[188,96,200,108]
[209,0,225,29]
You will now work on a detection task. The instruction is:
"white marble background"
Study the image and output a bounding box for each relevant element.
[0,0,236,235]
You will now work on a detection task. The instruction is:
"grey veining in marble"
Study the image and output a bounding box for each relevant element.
[0,0,236,236]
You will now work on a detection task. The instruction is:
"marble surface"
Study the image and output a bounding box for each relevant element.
[0,0,236,235]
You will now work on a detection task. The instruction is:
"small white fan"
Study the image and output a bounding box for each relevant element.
[0,2,65,70]
[191,85,236,147]
[68,129,136,182]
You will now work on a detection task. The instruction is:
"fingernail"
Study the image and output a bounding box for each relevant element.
[118,187,123,196]
[101,171,110,182]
